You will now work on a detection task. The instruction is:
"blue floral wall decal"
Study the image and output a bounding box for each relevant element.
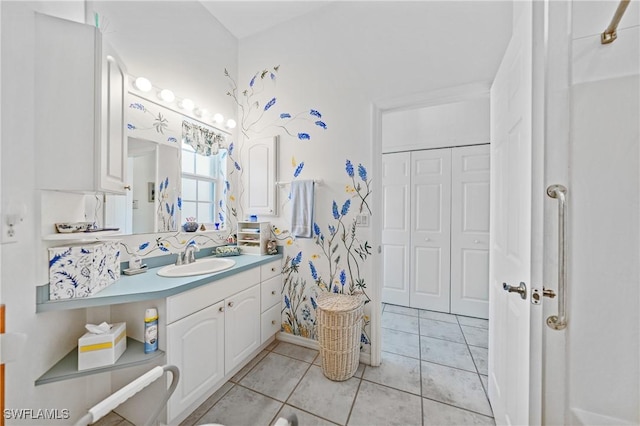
[225,65,327,141]
[293,162,304,178]
[157,177,178,232]
[278,159,374,347]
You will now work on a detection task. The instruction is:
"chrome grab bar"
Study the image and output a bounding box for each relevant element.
[601,0,631,44]
[546,184,567,330]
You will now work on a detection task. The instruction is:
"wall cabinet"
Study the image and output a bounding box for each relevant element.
[35,13,128,194]
[246,136,278,216]
[382,144,490,318]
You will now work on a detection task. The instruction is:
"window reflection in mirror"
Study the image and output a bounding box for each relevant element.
[181,140,227,230]
[104,137,227,235]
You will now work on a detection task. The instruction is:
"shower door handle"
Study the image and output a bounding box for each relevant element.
[546,184,568,330]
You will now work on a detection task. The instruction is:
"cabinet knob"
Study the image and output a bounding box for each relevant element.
[124,185,131,191]
[474,239,480,244]
[228,301,234,307]
[425,237,431,242]
[219,306,224,312]
[271,290,276,295]
[271,320,276,325]
[271,267,276,272]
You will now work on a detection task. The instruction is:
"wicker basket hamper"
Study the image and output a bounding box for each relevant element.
[316,293,365,381]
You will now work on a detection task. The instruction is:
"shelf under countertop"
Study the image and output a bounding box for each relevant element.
[35,337,164,386]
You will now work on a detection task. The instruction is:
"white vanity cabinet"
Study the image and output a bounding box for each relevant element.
[260,259,283,343]
[35,13,128,194]
[164,267,262,423]
[166,300,225,421]
[224,285,261,374]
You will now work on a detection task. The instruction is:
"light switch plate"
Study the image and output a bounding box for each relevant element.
[0,214,18,244]
[356,214,369,227]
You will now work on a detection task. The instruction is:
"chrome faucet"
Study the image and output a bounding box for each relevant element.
[176,243,200,265]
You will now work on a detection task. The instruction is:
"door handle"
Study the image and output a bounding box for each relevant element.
[503,282,527,300]
[546,184,568,330]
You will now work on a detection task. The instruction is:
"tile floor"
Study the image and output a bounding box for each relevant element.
[97,304,493,426]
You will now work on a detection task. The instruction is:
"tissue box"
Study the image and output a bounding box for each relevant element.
[78,322,127,371]
[48,241,121,300]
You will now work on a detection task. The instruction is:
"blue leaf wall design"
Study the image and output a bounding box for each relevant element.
[264,97,276,111]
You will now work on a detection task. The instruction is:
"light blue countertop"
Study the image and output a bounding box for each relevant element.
[36,253,283,313]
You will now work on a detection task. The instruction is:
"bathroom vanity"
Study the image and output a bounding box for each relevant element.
[36,253,283,424]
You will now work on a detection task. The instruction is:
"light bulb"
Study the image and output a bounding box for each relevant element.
[195,108,209,118]
[226,119,237,129]
[180,99,194,111]
[134,77,152,92]
[158,89,175,102]
[213,113,224,124]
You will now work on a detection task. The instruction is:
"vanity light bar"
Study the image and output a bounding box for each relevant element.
[129,75,235,128]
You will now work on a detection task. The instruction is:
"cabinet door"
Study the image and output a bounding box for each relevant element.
[450,145,490,318]
[246,136,278,216]
[35,13,97,192]
[166,301,225,422]
[410,149,452,312]
[98,39,128,194]
[225,284,261,375]
[382,152,412,306]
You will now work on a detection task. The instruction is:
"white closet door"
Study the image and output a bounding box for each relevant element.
[410,148,451,312]
[381,152,411,306]
[450,144,491,318]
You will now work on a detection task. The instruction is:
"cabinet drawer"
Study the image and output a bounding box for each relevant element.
[261,275,281,312]
[261,304,281,344]
[166,267,260,324]
[261,259,281,281]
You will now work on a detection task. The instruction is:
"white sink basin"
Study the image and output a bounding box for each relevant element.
[157,257,236,277]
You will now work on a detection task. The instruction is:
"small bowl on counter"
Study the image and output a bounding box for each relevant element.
[183,222,199,232]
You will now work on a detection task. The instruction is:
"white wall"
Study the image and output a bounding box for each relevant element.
[566,1,639,424]
[237,1,511,349]
[381,97,489,153]
[0,1,237,422]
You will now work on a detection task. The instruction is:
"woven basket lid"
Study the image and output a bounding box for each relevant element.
[316,293,364,312]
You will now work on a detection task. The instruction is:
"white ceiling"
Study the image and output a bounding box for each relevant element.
[200,1,333,39]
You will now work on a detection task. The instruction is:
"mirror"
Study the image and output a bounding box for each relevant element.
[128,138,158,234]
[104,93,229,235]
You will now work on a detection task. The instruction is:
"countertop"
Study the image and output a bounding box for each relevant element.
[36,253,283,313]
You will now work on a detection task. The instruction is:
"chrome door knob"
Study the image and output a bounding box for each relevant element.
[503,282,527,300]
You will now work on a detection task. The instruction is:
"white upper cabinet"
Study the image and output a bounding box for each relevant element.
[35,13,128,194]
[246,136,278,216]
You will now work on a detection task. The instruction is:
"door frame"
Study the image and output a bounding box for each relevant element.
[370,82,491,366]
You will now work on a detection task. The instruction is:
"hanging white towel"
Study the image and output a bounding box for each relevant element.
[290,180,314,238]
